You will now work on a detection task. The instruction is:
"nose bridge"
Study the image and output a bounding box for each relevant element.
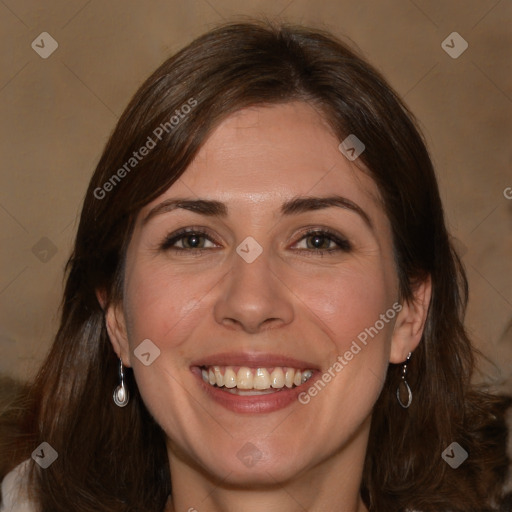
[233,239,272,288]
[213,237,293,332]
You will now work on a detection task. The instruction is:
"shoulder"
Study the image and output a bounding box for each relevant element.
[1,460,36,512]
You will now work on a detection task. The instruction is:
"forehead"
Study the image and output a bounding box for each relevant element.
[141,101,386,228]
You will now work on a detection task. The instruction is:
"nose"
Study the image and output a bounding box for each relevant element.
[213,245,294,334]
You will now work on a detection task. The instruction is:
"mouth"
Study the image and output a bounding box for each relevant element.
[190,353,320,414]
[199,365,314,394]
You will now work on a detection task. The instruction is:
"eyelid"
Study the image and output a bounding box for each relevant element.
[289,226,352,252]
[160,226,222,251]
[160,225,352,253]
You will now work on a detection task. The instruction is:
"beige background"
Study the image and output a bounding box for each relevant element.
[0,0,511,391]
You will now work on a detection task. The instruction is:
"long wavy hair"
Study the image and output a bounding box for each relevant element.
[2,20,510,512]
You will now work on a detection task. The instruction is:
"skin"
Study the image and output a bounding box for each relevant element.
[104,102,431,512]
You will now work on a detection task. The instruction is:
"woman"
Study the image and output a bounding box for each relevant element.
[1,20,510,512]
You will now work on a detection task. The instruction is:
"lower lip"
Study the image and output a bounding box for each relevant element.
[191,367,317,414]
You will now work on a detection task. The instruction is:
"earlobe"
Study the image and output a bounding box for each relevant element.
[390,275,432,364]
[104,303,132,367]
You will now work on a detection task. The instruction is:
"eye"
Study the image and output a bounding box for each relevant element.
[160,228,219,252]
[160,227,352,256]
[292,229,351,255]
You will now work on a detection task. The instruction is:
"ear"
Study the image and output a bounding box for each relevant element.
[390,275,432,364]
[96,289,132,367]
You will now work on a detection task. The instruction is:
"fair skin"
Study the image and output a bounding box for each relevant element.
[104,102,431,512]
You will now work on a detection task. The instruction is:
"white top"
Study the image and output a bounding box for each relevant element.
[0,461,35,512]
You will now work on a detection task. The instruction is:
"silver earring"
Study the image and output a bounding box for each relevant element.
[396,352,412,408]
[113,359,129,407]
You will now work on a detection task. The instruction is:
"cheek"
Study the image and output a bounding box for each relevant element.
[289,261,395,351]
[123,257,217,348]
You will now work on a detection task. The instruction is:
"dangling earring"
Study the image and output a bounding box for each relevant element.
[396,352,412,408]
[113,359,129,407]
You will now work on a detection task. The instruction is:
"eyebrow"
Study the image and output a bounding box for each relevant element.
[143,195,373,229]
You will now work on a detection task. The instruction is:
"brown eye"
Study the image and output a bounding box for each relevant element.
[306,233,333,250]
[180,233,206,249]
[161,229,218,251]
[293,229,351,254]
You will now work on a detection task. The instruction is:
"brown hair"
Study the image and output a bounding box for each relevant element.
[2,20,510,512]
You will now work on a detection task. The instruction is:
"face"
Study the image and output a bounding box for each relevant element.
[108,102,414,486]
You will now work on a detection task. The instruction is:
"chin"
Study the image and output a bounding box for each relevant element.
[195,442,313,487]
[210,460,305,488]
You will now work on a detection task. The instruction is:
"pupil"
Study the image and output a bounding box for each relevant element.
[310,235,325,249]
[186,235,201,248]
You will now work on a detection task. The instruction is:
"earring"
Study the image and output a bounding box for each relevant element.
[396,352,412,408]
[113,359,129,407]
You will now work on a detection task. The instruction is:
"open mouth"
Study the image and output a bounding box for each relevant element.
[199,365,314,395]
[189,353,320,413]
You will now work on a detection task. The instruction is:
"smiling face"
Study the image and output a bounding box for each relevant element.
[106,101,425,493]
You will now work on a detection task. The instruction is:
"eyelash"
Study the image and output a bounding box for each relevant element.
[160,227,352,256]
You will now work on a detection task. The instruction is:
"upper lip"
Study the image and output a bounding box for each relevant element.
[190,352,319,370]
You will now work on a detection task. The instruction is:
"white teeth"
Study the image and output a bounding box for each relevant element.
[213,366,223,387]
[236,367,253,389]
[223,368,237,388]
[285,368,295,388]
[270,368,285,388]
[253,368,271,390]
[200,365,314,390]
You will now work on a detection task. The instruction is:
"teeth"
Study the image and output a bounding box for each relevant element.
[301,370,313,383]
[224,368,237,388]
[213,366,223,387]
[200,365,314,390]
[270,368,285,388]
[237,367,253,389]
[253,368,270,390]
[285,368,295,388]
